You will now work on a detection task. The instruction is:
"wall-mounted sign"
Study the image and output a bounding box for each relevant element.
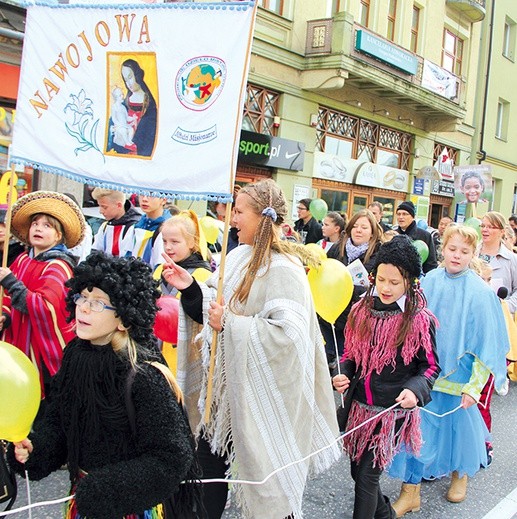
[431,179,455,197]
[313,151,409,193]
[355,29,418,75]
[238,130,305,171]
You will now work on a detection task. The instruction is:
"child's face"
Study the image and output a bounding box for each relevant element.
[480,270,492,284]
[74,287,122,345]
[29,215,62,253]
[462,177,484,203]
[162,225,195,263]
[442,233,474,275]
[322,217,340,239]
[375,264,407,305]
[138,196,165,218]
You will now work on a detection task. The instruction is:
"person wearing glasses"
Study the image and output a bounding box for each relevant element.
[478,211,517,314]
[294,198,323,244]
[0,191,86,404]
[8,253,203,519]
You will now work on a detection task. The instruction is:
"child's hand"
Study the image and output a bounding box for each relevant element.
[461,393,477,409]
[396,388,418,409]
[161,253,193,290]
[14,438,33,463]
[332,374,350,394]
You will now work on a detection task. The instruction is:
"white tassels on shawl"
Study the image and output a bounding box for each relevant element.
[177,245,341,518]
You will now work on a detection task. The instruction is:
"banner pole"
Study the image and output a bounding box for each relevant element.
[204,201,232,424]
[0,164,17,311]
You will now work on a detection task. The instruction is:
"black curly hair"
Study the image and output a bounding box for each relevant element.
[372,234,422,280]
[65,252,160,349]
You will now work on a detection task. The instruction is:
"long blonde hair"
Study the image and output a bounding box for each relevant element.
[230,179,292,306]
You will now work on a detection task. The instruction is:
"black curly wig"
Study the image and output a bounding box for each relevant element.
[372,234,422,280]
[65,252,160,349]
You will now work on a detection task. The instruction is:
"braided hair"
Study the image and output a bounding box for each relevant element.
[66,252,160,362]
[230,179,293,306]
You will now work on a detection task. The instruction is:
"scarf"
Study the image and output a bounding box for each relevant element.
[345,239,369,263]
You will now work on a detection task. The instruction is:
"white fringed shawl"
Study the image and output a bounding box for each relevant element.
[177,245,341,518]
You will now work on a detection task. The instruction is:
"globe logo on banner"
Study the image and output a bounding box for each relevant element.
[176,56,227,111]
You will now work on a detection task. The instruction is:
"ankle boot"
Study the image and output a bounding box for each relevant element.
[392,483,421,518]
[446,471,468,503]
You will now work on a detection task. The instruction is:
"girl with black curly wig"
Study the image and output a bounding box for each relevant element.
[333,235,441,519]
[9,252,203,519]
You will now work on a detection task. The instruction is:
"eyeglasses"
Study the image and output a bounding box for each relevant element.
[73,294,116,313]
[480,224,500,230]
[297,206,307,211]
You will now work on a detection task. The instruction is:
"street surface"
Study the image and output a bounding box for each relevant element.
[4,380,517,519]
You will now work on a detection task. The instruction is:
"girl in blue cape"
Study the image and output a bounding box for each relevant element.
[390,225,509,517]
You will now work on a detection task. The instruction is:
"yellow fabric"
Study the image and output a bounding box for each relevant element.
[158,266,212,376]
[507,302,517,381]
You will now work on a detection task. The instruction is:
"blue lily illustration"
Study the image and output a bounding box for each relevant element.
[64,89,104,160]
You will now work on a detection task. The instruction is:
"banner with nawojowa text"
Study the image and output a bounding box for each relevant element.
[10,2,256,201]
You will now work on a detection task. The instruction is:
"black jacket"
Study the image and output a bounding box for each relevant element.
[294,217,323,245]
[396,221,438,273]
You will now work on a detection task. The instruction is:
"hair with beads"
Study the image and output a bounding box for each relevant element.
[348,235,426,346]
[230,179,292,306]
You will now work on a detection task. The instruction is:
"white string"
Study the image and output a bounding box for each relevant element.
[24,469,32,519]
[2,400,469,514]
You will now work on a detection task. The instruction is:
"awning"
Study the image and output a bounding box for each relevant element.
[0,63,20,100]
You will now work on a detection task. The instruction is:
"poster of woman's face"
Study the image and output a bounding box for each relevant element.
[105,52,158,158]
[453,164,492,207]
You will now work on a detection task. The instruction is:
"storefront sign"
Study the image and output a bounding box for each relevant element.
[238,130,305,171]
[313,151,409,193]
[355,30,418,75]
[431,179,455,197]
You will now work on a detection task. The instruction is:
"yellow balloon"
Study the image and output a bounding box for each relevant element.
[305,243,328,262]
[307,258,354,324]
[0,342,40,442]
[199,216,220,245]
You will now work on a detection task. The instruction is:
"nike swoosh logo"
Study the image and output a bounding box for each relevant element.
[285,151,300,159]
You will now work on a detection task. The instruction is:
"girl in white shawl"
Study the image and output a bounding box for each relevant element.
[162,179,340,519]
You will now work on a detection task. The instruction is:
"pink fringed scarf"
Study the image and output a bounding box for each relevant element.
[343,400,421,469]
[344,303,436,379]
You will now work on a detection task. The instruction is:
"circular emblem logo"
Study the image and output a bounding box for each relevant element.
[176,56,227,111]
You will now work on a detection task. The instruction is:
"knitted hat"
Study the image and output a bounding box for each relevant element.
[65,252,160,349]
[397,201,415,218]
[373,235,422,279]
[11,191,86,248]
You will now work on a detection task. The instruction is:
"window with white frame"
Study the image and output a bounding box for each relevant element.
[503,16,516,61]
[442,29,463,75]
[496,99,509,141]
[259,0,284,16]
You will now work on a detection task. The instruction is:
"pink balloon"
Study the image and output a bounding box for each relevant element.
[153,296,179,344]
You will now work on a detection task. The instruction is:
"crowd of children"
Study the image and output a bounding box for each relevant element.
[1,185,516,519]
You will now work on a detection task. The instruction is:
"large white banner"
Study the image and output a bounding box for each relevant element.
[10,2,256,201]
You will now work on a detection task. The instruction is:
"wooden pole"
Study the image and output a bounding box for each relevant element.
[0,165,17,311]
[203,201,232,424]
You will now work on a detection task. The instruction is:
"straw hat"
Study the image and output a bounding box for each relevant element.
[11,191,86,249]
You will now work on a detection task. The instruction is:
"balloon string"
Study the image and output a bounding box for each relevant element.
[331,322,344,407]
[25,469,32,519]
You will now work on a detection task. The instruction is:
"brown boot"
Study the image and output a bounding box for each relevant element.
[446,471,468,503]
[392,483,421,518]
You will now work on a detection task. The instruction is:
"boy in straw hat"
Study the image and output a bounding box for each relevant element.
[0,191,86,401]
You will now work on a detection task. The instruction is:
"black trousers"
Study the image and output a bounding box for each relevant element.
[350,448,395,519]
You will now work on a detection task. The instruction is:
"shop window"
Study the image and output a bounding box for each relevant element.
[317,107,411,170]
[321,188,349,214]
[242,84,280,136]
[259,0,284,16]
[442,29,463,76]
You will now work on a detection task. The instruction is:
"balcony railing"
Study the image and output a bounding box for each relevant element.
[446,0,486,22]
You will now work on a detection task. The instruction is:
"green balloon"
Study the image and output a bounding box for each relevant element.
[412,240,429,264]
[309,198,328,221]
[464,217,482,240]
